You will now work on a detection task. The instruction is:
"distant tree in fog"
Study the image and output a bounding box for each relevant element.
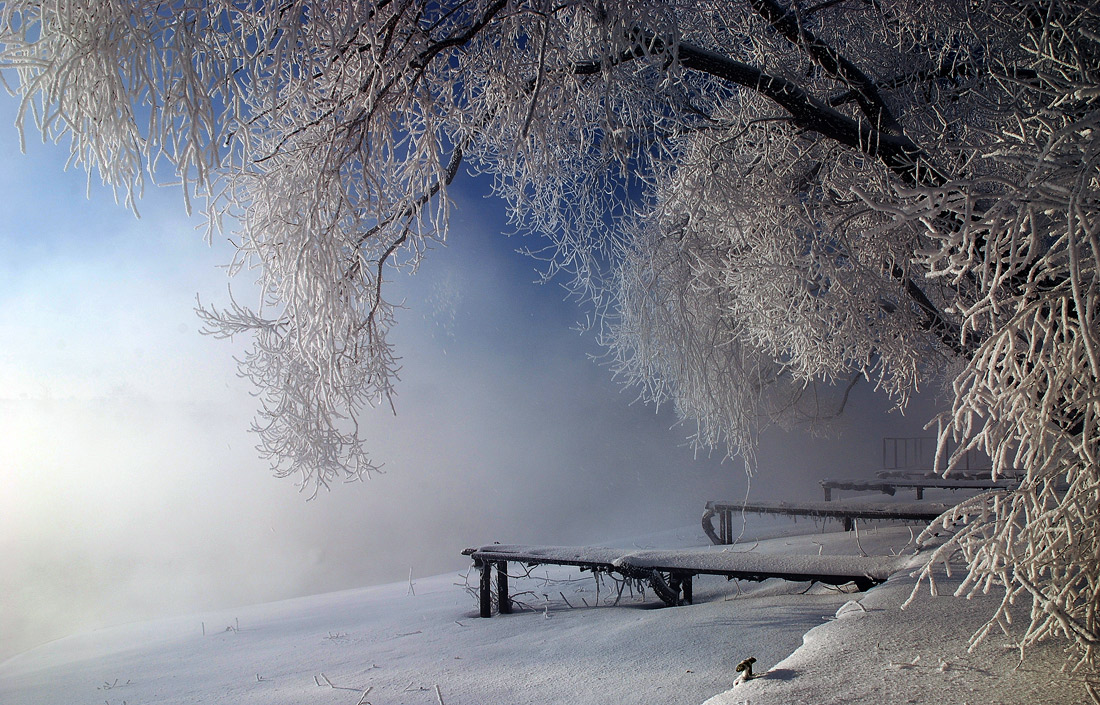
[1,1,1097,694]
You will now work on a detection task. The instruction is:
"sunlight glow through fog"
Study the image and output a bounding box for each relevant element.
[0,96,944,663]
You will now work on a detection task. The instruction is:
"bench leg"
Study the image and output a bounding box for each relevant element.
[824,487,832,501]
[916,487,924,500]
[497,561,511,614]
[719,509,730,545]
[682,575,693,605]
[843,517,853,532]
[478,559,492,618]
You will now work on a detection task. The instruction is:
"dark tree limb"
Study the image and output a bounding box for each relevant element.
[829,59,975,108]
[408,0,508,69]
[748,0,904,134]
[672,40,946,188]
[346,144,465,281]
[576,31,946,189]
[575,32,968,358]
[891,264,970,358]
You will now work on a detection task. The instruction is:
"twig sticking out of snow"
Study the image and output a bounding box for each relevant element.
[355,687,372,705]
[435,684,445,705]
[314,673,363,692]
[889,655,922,669]
[835,600,869,619]
[853,520,868,557]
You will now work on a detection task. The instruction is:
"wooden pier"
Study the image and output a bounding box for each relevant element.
[820,477,1017,501]
[462,543,912,617]
[701,499,954,544]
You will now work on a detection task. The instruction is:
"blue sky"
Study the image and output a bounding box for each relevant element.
[0,94,943,661]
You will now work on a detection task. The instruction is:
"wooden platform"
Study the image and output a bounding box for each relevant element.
[820,477,1017,501]
[874,469,1018,481]
[462,543,913,617]
[702,499,954,544]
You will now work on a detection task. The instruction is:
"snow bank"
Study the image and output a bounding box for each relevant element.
[704,569,1089,705]
[3,522,1084,704]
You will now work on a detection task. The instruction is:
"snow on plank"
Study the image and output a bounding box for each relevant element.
[462,544,628,570]
[463,544,920,616]
[707,499,953,518]
[820,477,1016,500]
[617,547,917,584]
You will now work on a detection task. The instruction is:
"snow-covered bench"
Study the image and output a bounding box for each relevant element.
[820,476,1017,501]
[701,499,953,544]
[462,544,915,617]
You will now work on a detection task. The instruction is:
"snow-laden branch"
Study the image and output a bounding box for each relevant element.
[1,0,1098,689]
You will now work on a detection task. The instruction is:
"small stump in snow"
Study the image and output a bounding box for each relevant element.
[734,657,757,685]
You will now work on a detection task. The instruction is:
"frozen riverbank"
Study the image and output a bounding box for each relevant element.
[1,522,1087,704]
[707,568,1088,705]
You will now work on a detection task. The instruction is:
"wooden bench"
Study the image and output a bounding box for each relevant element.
[820,477,1017,501]
[462,544,913,617]
[701,499,954,545]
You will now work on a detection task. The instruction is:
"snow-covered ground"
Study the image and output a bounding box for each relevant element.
[0,517,1088,705]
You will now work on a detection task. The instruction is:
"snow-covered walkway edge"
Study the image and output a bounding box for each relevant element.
[706,568,1088,705]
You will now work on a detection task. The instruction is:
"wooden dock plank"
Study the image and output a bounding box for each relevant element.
[619,547,913,583]
[820,477,1016,500]
[462,543,916,616]
[702,499,953,545]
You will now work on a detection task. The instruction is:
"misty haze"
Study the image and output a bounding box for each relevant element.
[0,119,940,663]
[1,3,1095,705]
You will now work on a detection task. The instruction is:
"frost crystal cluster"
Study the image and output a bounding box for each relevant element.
[0,0,1096,691]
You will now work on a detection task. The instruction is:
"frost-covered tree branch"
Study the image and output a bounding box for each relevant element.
[1,0,1098,690]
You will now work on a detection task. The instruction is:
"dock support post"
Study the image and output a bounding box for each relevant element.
[497,561,511,614]
[478,559,492,618]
